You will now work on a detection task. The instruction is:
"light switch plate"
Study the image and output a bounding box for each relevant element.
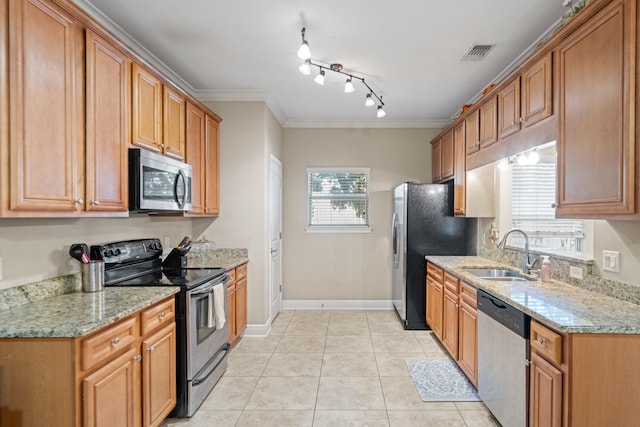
[569,266,583,280]
[603,250,621,273]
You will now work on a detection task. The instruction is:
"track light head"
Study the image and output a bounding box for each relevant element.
[299,59,311,75]
[344,78,355,93]
[365,93,375,107]
[297,28,311,59]
[314,68,325,85]
[377,105,386,118]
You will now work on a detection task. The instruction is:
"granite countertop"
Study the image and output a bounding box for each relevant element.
[0,286,179,338]
[187,248,249,271]
[426,256,640,334]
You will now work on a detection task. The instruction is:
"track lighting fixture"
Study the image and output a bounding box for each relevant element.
[344,78,355,93]
[297,27,311,59]
[296,27,386,118]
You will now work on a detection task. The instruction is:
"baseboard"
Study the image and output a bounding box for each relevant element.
[243,322,272,337]
[282,300,394,310]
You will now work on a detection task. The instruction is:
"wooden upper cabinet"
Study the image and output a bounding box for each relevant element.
[465,108,480,155]
[431,138,442,182]
[440,130,454,180]
[556,0,635,216]
[132,63,162,152]
[186,102,206,215]
[85,30,130,213]
[522,52,553,127]
[204,115,220,216]
[163,86,186,160]
[498,77,521,139]
[7,0,84,212]
[453,122,466,216]
[479,95,498,148]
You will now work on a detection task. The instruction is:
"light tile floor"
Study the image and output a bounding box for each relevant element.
[163,310,501,427]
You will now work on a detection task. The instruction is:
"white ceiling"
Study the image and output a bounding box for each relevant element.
[77,0,567,128]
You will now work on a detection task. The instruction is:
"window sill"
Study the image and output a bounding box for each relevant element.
[305,226,372,234]
[504,244,595,264]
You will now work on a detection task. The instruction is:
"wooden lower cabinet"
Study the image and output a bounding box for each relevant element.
[0,297,176,427]
[441,274,459,358]
[228,262,248,345]
[529,350,562,427]
[457,282,478,387]
[425,277,443,340]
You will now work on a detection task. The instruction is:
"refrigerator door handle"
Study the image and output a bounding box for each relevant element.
[392,212,399,268]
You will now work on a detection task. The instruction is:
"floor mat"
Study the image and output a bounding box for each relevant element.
[406,357,481,402]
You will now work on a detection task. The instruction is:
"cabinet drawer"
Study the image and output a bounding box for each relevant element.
[227,268,236,285]
[444,272,459,294]
[236,263,247,280]
[81,317,137,371]
[460,281,477,309]
[141,298,175,336]
[530,320,563,366]
[427,262,444,282]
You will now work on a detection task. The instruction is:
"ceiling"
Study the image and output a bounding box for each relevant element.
[77,0,567,128]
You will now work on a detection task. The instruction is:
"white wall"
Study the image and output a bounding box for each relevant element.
[201,101,282,325]
[593,221,640,285]
[281,128,439,302]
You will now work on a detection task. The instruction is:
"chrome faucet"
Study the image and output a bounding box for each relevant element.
[497,228,536,274]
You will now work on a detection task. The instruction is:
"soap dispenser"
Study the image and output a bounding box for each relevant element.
[540,256,551,283]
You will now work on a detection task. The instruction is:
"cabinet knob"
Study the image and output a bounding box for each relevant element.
[159,312,166,318]
[74,198,83,205]
[511,121,515,126]
[159,143,165,148]
[133,354,142,362]
[111,337,121,345]
[551,203,557,208]
[147,346,155,352]
[519,117,524,123]
[91,200,100,205]
[537,337,546,345]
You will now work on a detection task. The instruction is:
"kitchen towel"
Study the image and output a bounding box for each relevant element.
[212,283,226,329]
[406,357,480,402]
[207,292,215,328]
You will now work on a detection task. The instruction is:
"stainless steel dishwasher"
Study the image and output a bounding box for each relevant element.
[477,289,530,427]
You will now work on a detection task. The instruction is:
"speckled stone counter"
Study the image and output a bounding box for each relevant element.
[426,256,640,334]
[187,248,248,271]
[0,286,179,338]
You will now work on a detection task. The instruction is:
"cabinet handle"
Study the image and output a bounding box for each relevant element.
[111,337,121,345]
[159,143,165,148]
[537,337,546,345]
[74,198,83,205]
[511,121,515,126]
[133,355,142,362]
[519,117,524,123]
[91,200,100,205]
[147,346,155,352]
[159,312,166,318]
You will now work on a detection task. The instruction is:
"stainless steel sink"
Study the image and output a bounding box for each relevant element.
[463,268,532,281]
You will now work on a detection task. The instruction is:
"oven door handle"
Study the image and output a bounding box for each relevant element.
[189,274,229,296]
[192,343,231,386]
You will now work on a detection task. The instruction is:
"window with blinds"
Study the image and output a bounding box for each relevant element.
[307,168,369,228]
[511,162,584,252]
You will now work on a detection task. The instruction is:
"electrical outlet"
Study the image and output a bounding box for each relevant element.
[569,266,583,280]
[603,250,621,273]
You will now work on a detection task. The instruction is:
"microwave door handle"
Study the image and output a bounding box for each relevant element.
[175,169,187,209]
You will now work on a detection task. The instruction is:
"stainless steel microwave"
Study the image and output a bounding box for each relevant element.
[129,148,192,212]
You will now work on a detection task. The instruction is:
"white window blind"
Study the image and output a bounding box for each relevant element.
[511,162,584,250]
[307,168,369,227]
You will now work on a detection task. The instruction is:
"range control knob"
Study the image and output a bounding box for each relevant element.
[114,248,121,256]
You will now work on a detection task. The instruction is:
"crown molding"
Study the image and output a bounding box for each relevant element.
[283,118,448,129]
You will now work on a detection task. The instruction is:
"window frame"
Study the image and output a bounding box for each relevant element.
[305,167,372,233]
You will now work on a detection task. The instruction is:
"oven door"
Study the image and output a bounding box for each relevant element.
[186,275,228,379]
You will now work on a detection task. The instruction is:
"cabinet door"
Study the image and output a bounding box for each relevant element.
[85,30,130,212]
[522,52,553,127]
[479,95,497,148]
[132,64,162,152]
[452,123,466,216]
[458,300,478,387]
[227,285,237,343]
[442,289,459,359]
[498,77,521,139]
[83,348,140,427]
[431,138,442,182]
[8,0,84,212]
[556,0,635,216]
[186,102,206,215]
[426,277,443,340]
[441,130,454,180]
[142,323,176,427]
[236,277,247,337]
[529,351,562,427]
[465,109,480,155]
[162,87,186,160]
[204,115,220,216]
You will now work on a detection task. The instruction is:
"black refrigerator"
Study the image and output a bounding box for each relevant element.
[391,182,477,329]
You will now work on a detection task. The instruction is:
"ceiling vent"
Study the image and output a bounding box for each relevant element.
[461,44,495,61]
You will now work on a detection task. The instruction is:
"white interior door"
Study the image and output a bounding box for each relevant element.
[269,156,283,321]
